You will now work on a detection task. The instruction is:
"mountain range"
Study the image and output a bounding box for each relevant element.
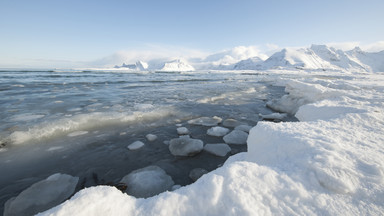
[114,45,384,72]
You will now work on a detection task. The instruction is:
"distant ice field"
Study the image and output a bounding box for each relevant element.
[0,70,291,213]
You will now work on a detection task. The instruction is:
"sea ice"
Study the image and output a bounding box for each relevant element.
[176,127,189,135]
[4,173,78,216]
[146,134,157,141]
[127,141,145,150]
[187,116,222,126]
[203,143,231,157]
[222,118,242,128]
[259,113,287,120]
[207,126,230,137]
[234,125,253,133]
[67,131,88,137]
[169,137,204,156]
[223,130,248,145]
[119,166,174,198]
[189,168,208,182]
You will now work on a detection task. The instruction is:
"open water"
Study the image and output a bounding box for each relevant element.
[0,69,290,212]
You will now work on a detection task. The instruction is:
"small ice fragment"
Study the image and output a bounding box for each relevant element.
[234,125,253,133]
[187,116,222,126]
[179,135,190,138]
[223,130,248,145]
[222,118,242,128]
[204,144,231,157]
[120,132,127,136]
[175,124,182,127]
[171,185,181,191]
[169,137,204,156]
[189,168,208,182]
[127,141,145,150]
[47,146,64,151]
[177,127,189,135]
[54,101,64,103]
[207,126,230,137]
[67,131,88,137]
[259,113,288,120]
[163,140,170,145]
[67,108,82,112]
[3,173,79,216]
[146,134,157,142]
[119,166,174,198]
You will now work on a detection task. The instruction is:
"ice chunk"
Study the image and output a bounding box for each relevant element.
[171,185,181,191]
[177,127,189,135]
[234,125,253,133]
[189,168,208,182]
[127,141,145,150]
[207,126,230,137]
[10,113,45,121]
[187,116,222,126]
[146,134,157,142]
[67,131,88,137]
[223,130,248,145]
[119,166,174,198]
[222,118,243,128]
[204,144,231,157]
[259,113,288,120]
[169,137,204,156]
[4,173,79,216]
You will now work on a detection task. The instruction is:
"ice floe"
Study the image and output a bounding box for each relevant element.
[187,116,222,126]
[203,144,231,157]
[4,173,78,216]
[207,126,230,137]
[119,166,174,198]
[168,137,204,156]
[127,141,145,150]
[146,134,158,142]
[223,130,248,145]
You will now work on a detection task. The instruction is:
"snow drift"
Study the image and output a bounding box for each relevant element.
[38,70,384,215]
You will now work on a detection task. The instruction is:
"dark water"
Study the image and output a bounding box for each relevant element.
[0,70,290,213]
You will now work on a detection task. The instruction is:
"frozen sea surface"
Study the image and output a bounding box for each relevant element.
[0,70,292,213]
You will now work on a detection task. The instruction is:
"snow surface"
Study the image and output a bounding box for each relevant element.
[39,69,384,215]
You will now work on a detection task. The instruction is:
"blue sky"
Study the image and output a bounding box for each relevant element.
[1,0,383,67]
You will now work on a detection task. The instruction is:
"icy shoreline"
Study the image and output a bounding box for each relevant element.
[36,70,384,215]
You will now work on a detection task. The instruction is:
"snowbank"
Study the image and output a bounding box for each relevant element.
[39,71,384,215]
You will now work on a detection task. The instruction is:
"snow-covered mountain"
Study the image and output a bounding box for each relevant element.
[234,45,384,72]
[233,56,264,70]
[111,45,383,72]
[158,59,195,72]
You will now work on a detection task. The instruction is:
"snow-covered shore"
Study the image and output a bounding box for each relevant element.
[38,70,384,215]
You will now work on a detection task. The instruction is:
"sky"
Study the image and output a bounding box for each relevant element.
[0,0,383,68]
